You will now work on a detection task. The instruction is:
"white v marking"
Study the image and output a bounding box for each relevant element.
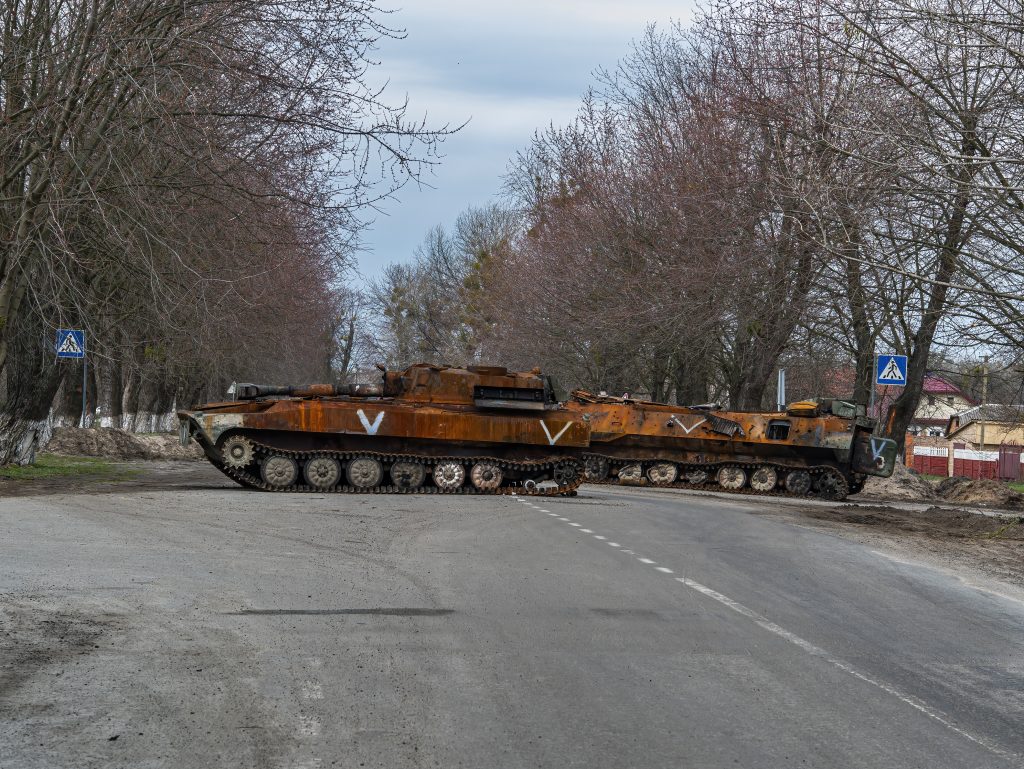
[540,421,572,445]
[357,409,384,435]
[671,416,707,434]
[870,437,887,463]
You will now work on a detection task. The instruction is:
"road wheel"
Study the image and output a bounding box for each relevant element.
[646,462,678,485]
[390,461,426,490]
[716,465,747,490]
[816,469,850,501]
[262,455,298,488]
[584,456,609,482]
[470,462,503,490]
[304,456,341,489]
[552,460,581,487]
[433,461,465,491]
[784,470,812,495]
[346,457,383,488]
[617,463,643,484]
[749,465,778,492]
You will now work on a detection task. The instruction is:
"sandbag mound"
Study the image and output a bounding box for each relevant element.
[936,477,1024,509]
[44,427,202,461]
[861,462,935,500]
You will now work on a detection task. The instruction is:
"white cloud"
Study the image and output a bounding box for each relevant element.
[356,1,698,281]
[393,1,689,32]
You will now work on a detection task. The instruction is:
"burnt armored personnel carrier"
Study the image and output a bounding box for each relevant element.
[566,392,897,500]
[178,364,588,495]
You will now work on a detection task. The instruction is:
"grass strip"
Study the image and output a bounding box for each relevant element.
[0,454,138,482]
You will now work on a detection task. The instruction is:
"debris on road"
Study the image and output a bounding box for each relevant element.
[45,427,202,461]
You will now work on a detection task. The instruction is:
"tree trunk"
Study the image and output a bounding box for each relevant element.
[0,308,66,464]
[672,354,709,406]
[843,224,876,405]
[883,181,973,450]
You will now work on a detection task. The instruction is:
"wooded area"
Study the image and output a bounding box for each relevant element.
[0,0,447,463]
[362,0,1024,449]
[4,0,1024,464]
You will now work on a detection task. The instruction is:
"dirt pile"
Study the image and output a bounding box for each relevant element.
[861,462,935,500]
[934,477,1024,509]
[45,428,203,461]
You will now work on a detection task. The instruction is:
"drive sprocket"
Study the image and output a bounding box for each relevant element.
[221,435,255,469]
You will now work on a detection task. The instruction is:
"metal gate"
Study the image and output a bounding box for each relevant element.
[998,444,1022,481]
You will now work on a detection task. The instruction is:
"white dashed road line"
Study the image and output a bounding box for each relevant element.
[523,496,1018,764]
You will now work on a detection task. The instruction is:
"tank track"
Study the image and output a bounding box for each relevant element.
[582,453,853,501]
[214,440,584,497]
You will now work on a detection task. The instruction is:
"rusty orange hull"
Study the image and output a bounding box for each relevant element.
[565,393,896,498]
[177,363,589,495]
[184,397,588,458]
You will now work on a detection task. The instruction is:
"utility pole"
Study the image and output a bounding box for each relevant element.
[776,369,786,411]
[979,355,990,450]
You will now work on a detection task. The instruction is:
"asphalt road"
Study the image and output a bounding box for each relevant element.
[2,476,1023,768]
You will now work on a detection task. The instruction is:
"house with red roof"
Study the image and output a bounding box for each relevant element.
[908,374,977,436]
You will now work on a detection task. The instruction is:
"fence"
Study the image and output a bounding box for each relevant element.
[911,444,1023,480]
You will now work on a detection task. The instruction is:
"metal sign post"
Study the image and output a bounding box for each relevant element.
[55,329,87,427]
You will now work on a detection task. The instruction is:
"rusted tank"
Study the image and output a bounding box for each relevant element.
[177,364,588,495]
[566,392,897,500]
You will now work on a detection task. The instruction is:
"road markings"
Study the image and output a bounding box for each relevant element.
[673,576,1016,761]
[568,522,581,527]
[523,499,1017,764]
[580,528,593,533]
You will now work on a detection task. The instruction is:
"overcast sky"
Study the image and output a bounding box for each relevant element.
[356,0,697,285]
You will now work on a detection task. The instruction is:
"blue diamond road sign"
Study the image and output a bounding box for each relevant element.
[876,354,907,386]
[55,329,86,359]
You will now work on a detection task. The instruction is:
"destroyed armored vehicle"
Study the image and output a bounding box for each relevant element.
[566,393,898,500]
[178,364,588,495]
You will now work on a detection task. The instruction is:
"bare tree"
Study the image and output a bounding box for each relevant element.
[0,0,451,463]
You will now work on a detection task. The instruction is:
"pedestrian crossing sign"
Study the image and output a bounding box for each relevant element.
[876,354,907,386]
[55,329,86,359]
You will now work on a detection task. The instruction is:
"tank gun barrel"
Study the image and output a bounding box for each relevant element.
[232,383,383,400]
